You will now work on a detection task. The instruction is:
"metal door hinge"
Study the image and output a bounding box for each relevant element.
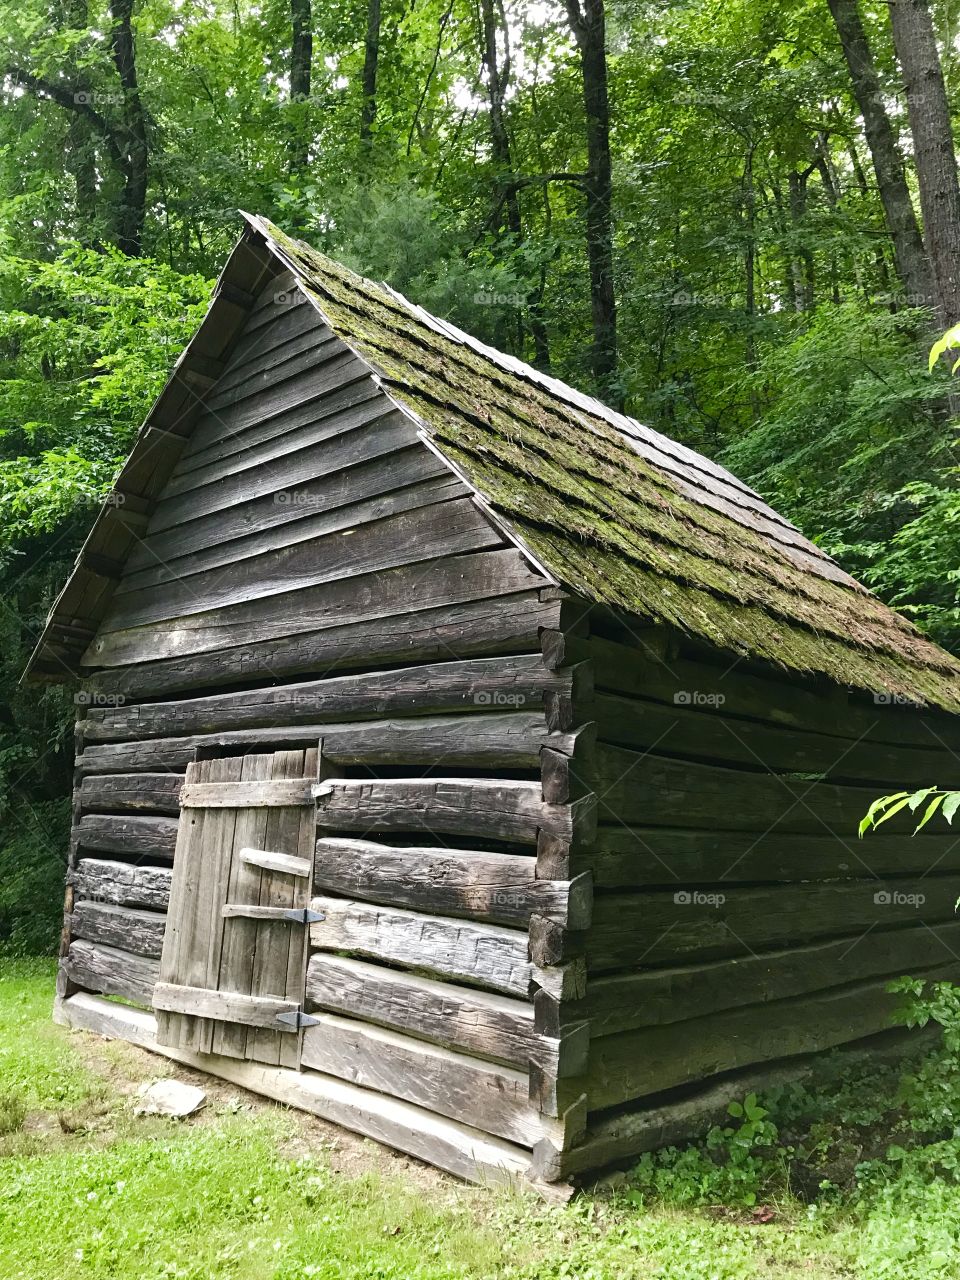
[275,1009,321,1031]
[282,907,325,924]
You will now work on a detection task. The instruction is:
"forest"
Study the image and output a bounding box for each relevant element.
[0,0,959,951]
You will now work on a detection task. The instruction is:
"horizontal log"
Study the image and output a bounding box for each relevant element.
[305,952,537,1066]
[583,632,960,753]
[579,824,960,887]
[587,876,960,969]
[586,962,960,1110]
[152,983,298,1029]
[80,773,184,815]
[83,656,571,742]
[79,714,571,776]
[180,779,314,808]
[591,690,949,788]
[54,993,535,1188]
[572,920,960,1037]
[63,940,158,1006]
[84,549,549,677]
[315,779,596,848]
[587,744,910,836]
[72,859,172,911]
[70,901,166,958]
[76,814,178,860]
[309,896,532,997]
[313,838,592,928]
[299,1012,548,1148]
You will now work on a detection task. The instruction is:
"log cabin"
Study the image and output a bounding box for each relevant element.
[27,212,960,1190]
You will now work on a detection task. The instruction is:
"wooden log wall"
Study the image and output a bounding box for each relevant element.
[60,266,607,1175]
[533,605,960,1178]
[58,255,960,1183]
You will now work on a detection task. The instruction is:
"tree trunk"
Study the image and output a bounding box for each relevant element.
[564,0,619,406]
[826,0,933,309]
[109,0,148,256]
[889,0,960,326]
[480,0,550,368]
[360,0,380,143]
[289,0,312,171]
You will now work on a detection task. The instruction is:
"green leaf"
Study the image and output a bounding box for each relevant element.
[915,793,946,831]
[943,793,960,824]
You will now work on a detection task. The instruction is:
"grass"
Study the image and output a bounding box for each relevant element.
[3,960,960,1279]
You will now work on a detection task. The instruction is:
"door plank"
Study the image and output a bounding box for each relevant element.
[210,754,275,1057]
[153,983,298,1029]
[239,848,312,877]
[180,779,314,808]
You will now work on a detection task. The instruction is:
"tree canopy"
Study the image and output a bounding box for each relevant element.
[0,0,958,947]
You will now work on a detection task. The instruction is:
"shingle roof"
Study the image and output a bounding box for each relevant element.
[243,214,960,714]
[24,214,960,714]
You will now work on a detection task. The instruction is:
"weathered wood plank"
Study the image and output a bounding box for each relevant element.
[578,824,960,888]
[586,876,960,969]
[590,691,950,789]
[145,405,413,536]
[156,385,399,503]
[240,848,312,877]
[572,920,960,1037]
[79,773,183,815]
[75,814,178,860]
[72,859,171,911]
[586,744,916,836]
[309,896,533,997]
[315,780,596,847]
[153,982,298,1029]
[64,940,158,1006]
[120,468,461,595]
[83,553,551,684]
[84,656,569,742]
[586,962,960,1110]
[54,993,535,1186]
[304,953,537,1066]
[180,779,314,808]
[158,756,243,1053]
[103,496,502,635]
[209,754,274,1059]
[79,713,567,775]
[313,838,591,928]
[126,442,449,575]
[182,366,378,468]
[299,1012,546,1148]
[583,631,960,753]
[70,901,166,957]
[202,333,344,416]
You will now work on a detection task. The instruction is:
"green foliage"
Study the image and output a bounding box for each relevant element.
[0,799,70,955]
[860,788,960,836]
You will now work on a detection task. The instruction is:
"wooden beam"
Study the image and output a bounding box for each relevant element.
[54,993,543,1189]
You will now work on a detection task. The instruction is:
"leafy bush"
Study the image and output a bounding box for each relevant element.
[0,798,70,955]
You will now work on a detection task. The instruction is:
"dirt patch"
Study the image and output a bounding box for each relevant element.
[60,1021,466,1198]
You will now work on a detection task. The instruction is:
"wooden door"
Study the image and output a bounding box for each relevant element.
[154,748,320,1067]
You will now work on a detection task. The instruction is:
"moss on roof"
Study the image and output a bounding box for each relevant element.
[254,219,960,712]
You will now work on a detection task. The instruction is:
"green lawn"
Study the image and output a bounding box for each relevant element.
[3,960,960,1280]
